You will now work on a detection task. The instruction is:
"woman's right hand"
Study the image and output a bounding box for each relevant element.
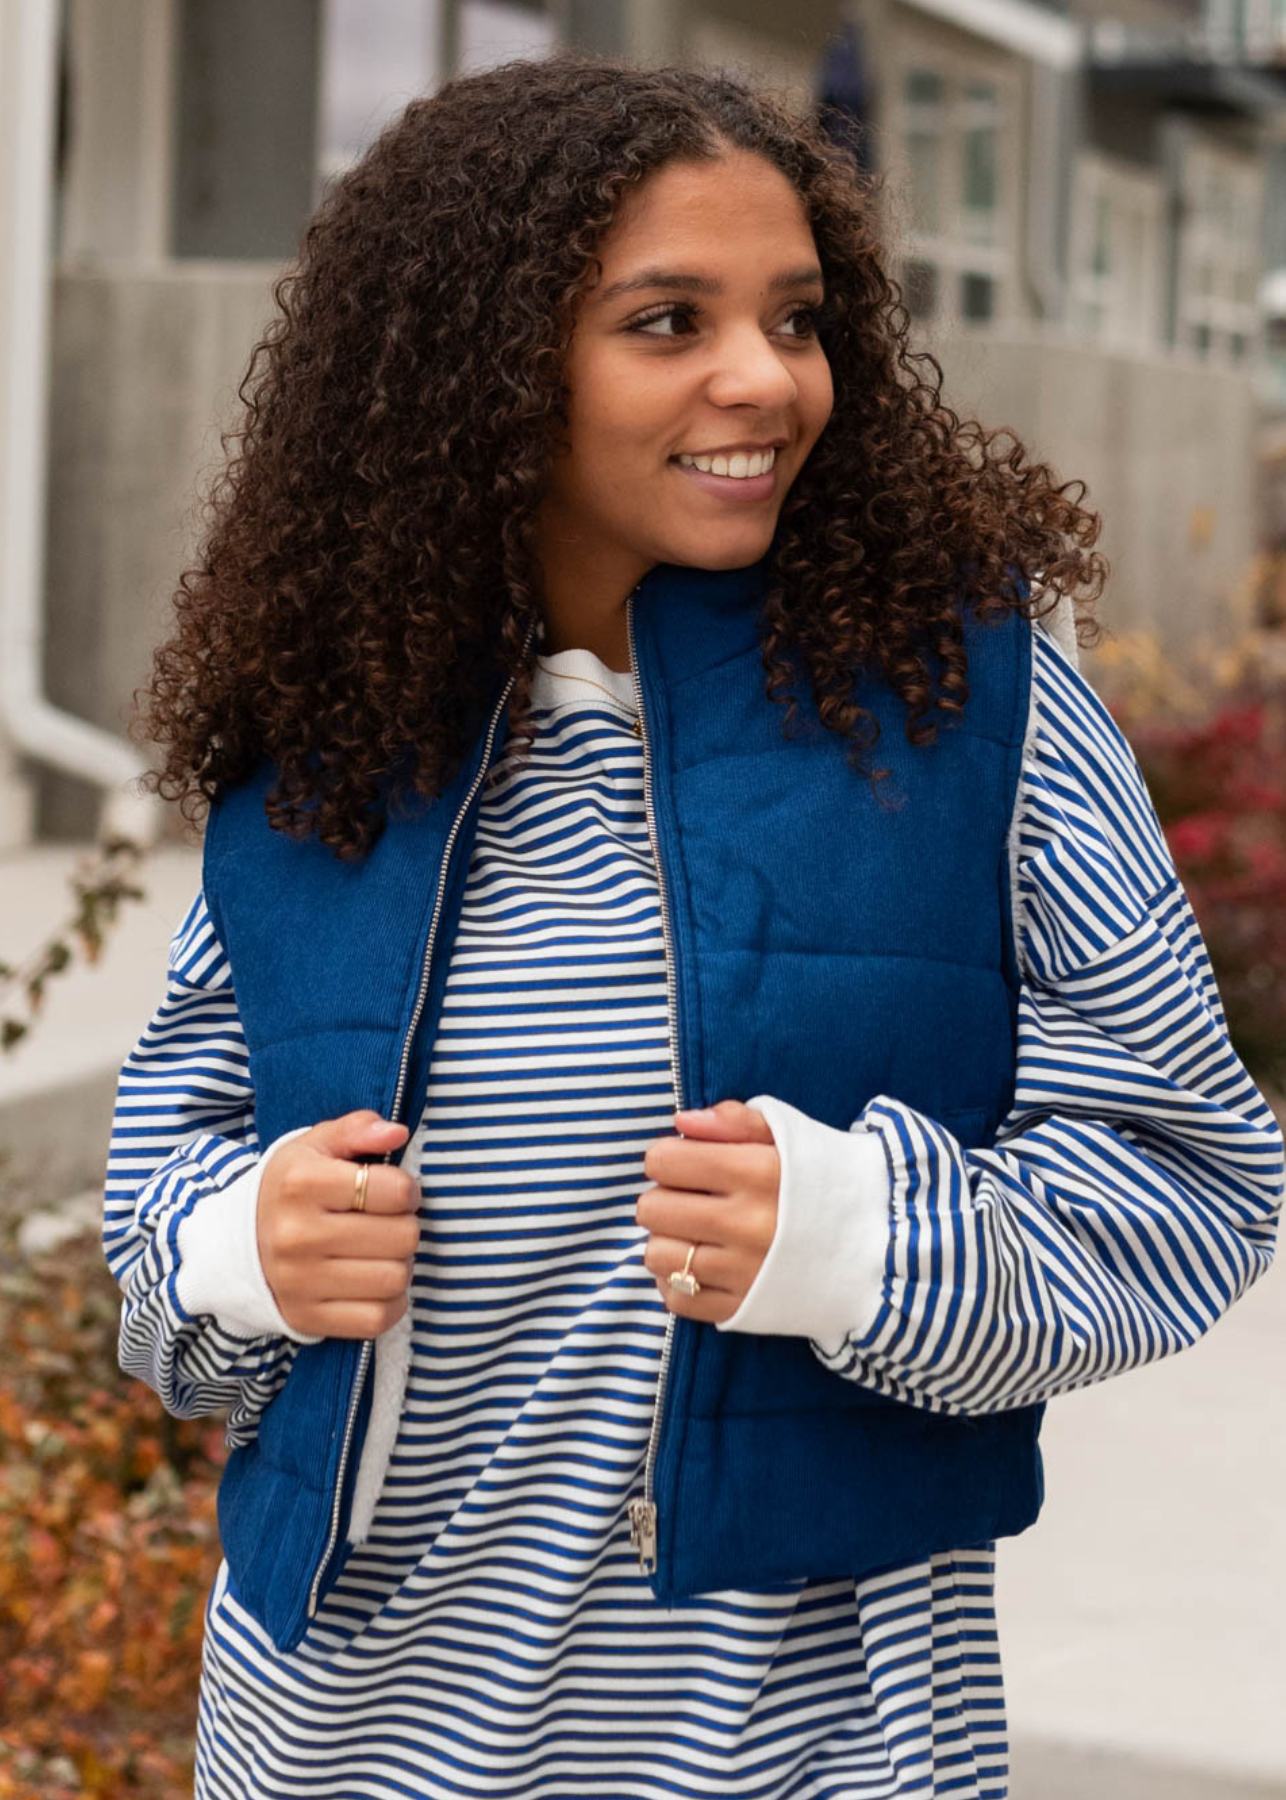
[256,1110,418,1339]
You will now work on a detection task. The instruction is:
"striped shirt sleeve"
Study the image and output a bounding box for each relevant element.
[726,619,1282,1413]
[804,619,1284,1414]
[102,887,305,1442]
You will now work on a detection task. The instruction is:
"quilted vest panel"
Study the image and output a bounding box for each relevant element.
[202,554,1044,1648]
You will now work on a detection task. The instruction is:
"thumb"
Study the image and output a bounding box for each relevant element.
[673,1099,774,1143]
[306,1108,409,1159]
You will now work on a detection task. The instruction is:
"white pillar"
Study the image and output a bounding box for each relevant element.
[0,0,45,848]
[0,0,156,848]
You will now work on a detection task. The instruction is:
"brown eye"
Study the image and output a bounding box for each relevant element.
[627,302,826,342]
[627,304,698,337]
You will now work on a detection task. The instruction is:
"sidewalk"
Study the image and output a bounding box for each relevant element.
[1,841,1282,1796]
[1002,1233,1285,1794]
[1009,1740,1285,1799]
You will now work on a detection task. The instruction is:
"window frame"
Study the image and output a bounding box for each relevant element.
[1175,141,1264,366]
[886,32,1021,334]
[1068,150,1166,353]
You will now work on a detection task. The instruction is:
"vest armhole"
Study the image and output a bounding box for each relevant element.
[1002,617,1040,996]
[201,789,231,969]
[1041,587,1080,671]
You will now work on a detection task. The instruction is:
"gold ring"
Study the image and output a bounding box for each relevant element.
[668,1241,701,1297]
[352,1163,370,1213]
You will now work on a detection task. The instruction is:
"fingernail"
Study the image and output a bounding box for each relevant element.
[675,1107,718,1122]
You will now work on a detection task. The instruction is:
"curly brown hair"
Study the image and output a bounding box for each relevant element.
[132,47,1107,861]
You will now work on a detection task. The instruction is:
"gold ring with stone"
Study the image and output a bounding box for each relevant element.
[668,1241,701,1297]
[352,1163,370,1213]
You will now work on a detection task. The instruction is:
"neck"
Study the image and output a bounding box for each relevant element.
[532,525,649,674]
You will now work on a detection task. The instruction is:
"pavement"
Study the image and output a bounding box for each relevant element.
[2,841,1283,1798]
[1003,1246,1286,1796]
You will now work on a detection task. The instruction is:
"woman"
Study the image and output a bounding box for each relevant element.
[105,50,1282,1799]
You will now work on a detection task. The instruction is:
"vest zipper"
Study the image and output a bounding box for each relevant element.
[622,585,681,1581]
[306,616,538,1623]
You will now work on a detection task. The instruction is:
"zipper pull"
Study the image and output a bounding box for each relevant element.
[627,1497,657,1574]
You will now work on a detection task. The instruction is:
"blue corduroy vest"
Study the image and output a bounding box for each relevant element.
[202,555,1045,1653]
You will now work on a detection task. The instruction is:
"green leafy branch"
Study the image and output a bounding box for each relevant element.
[1,837,148,1052]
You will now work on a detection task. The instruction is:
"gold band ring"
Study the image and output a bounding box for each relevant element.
[352,1163,370,1213]
[668,1240,701,1297]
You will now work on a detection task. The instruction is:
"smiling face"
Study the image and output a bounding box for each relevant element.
[533,148,835,665]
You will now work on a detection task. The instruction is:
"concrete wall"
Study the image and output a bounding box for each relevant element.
[933,328,1262,647]
[35,269,1261,836]
[37,265,283,837]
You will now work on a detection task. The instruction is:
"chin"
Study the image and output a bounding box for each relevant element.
[663,523,779,571]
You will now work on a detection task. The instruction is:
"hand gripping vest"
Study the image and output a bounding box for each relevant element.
[203,556,1045,1653]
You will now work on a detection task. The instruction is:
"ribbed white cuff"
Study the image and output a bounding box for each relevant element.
[175,1126,322,1343]
[715,1093,892,1354]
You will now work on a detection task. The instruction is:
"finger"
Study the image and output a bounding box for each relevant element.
[673,1101,775,1143]
[644,1135,776,1193]
[316,1212,421,1260]
[295,1295,410,1340]
[313,1157,419,1215]
[641,1231,742,1296]
[307,1110,410,1161]
[658,1284,743,1325]
[635,1186,775,1253]
[310,1257,414,1304]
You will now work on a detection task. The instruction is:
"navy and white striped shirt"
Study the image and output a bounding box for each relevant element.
[103,619,1282,1799]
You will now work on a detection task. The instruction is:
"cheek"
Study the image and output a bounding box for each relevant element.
[580,352,684,462]
[801,356,835,442]
[564,406,662,503]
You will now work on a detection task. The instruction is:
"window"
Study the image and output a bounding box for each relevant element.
[891,55,1014,332]
[1261,304,1286,409]
[905,68,943,104]
[317,0,556,184]
[1070,153,1165,352]
[960,82,999,246]
[1176,144,1263,365]
[904,258,938,321]
[902,66,944,236]
[961,272,994,322]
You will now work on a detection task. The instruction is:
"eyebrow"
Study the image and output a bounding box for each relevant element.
[598,264,826,303]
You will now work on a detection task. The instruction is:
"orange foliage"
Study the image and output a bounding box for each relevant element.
[0,1224,224,1799]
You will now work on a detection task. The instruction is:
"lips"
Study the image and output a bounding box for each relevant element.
[670,457,778,501]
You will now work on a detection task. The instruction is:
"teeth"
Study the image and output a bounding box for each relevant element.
[676,448,775,478]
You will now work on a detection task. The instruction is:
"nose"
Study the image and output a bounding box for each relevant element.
[704,320,800,412]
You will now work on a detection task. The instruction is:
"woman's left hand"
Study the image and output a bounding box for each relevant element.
[635,1099,780,1323]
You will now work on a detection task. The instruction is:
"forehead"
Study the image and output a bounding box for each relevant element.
[594,152,816,269]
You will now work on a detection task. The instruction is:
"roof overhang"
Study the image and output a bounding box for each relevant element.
[1087,58,1286,116]
[898,0,1082,71]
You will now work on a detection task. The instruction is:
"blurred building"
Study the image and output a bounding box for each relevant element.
[0,0,1282,844]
